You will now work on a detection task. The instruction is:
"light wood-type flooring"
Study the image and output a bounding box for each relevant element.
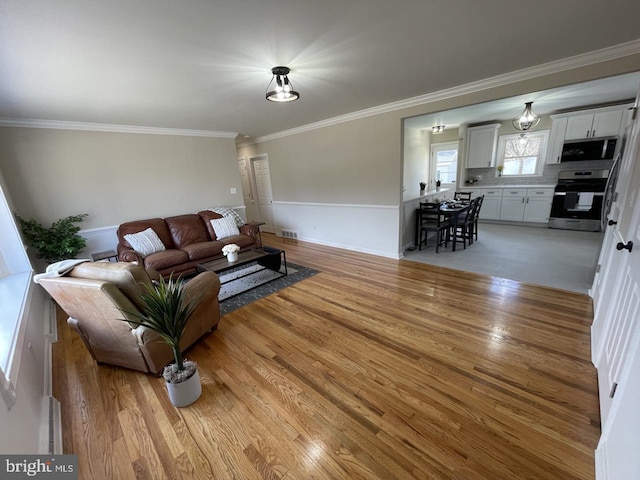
[52,233,600,480]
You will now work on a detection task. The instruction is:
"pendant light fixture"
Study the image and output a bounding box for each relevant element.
[512,102,540,131]
[266,66,300,103]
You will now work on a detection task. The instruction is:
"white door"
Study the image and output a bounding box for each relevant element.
[251,156,275,234]
[592,98,639,357]
[595,173,640,479]
[237,158,258,222]
[593,97,640,426]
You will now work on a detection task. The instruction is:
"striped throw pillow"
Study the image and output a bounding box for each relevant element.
[124,228,166,257]
[210,216,240,240]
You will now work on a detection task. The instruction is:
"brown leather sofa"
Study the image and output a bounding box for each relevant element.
[116,210,262,277]
[38,261,221,375]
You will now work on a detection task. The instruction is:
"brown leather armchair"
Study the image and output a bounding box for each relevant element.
[37,262,220,374]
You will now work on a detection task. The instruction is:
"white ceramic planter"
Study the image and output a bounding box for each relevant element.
[165,369,202,407]
[227,251,239,262]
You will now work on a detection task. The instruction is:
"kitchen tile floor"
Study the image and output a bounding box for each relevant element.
[403,222,604,294]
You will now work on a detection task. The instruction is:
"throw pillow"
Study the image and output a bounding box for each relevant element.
[210,216,240,240]
[124,228,166,257]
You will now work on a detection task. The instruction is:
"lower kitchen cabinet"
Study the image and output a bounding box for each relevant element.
[522,188,554,222]
[500,189,527,221]
[461,188,502,220]
[500,188,554,222]
[462,187,554,223]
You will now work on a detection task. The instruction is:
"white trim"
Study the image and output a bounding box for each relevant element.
[252,39,640,144]
[0,118,238,138]
[277,233,401,260]
[80,224,119,235]
[273,200,397,210]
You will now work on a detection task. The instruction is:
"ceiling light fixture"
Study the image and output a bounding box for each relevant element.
[432,125,446,134]
[513,102,540,131]
[266,66,300,103]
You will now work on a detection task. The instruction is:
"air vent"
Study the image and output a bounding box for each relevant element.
[281,229,298,239]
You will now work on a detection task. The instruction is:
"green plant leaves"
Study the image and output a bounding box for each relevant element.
[15,213,88,264]
[120,275,201,371]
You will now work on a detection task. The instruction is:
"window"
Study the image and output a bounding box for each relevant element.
[496,131,549,177]
[0,169,33,405]
[431,142,458,185]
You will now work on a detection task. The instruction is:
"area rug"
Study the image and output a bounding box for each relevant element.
[218,262,318,315]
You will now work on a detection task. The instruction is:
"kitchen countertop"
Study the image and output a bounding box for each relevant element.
[403,187,450,203]
[460,184,555,189]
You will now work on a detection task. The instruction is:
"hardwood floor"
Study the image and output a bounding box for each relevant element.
[52,233,600,479]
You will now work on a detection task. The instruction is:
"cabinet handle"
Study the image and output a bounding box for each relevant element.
[526,197,530,204]
[521,197,525,203]
[586,129,590,137]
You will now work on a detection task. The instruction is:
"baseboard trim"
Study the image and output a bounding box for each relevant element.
[277,233,401,259]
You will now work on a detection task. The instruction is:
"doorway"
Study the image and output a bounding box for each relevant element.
[240,154,275,234]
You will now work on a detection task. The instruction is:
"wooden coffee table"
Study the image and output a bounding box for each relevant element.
[196,247,287,298]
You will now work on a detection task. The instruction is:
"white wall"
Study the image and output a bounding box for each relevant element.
[0,285,54,454]
[403,128,428,200]
[274,201,399,258]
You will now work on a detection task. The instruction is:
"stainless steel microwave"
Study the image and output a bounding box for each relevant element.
[560,137,617,162]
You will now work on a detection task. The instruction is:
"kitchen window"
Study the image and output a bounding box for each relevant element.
[496,130,549,177]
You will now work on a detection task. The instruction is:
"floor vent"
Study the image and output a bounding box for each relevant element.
[281,230,298,239]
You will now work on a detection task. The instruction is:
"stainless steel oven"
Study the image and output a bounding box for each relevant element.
[549,169,609,231]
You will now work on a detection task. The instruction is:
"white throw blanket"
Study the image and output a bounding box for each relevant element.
[208,207,245,227]
[33,258,91,284]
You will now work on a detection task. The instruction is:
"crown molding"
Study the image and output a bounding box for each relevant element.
[256,38,640,143]
[0,118,238,138]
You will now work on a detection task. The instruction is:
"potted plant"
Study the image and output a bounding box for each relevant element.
[222,243,240,262]
[496,165,504,177]
[15,213,88,264]
[419,182,426,193]
[122,275,203,407]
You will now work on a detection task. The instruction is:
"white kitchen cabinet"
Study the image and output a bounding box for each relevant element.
[546,117,567,164]
[465,124,500,168]
[500,189,527,221]
[522,188,554,222]
[564,109,624,140]
[462,188,502,220]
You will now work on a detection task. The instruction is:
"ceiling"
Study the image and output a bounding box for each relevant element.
[2,0,640,139]
[404,72,640,131]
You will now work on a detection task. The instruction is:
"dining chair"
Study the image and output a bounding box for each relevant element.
[454,191,472,201]
[472,195,484,241]
[418,202,450,253]
[450,198,479,249]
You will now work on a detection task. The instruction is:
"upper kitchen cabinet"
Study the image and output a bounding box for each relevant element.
[546,104,631,164]
[465,123,501,168]
[565,109,623,139]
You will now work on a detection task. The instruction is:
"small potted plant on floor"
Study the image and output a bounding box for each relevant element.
[222,243,240,262]
[15,213,89,264]
[122,275,203,407]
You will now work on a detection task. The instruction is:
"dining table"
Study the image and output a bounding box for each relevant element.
[414,201,470,252]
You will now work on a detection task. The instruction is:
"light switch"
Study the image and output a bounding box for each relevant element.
[230,187,237,194]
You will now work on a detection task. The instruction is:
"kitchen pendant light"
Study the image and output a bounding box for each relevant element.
[266,66,300,103]
[512,102,540,131]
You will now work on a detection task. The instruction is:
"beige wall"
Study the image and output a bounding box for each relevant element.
[240,113,402,206]
[0,128,241,228]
